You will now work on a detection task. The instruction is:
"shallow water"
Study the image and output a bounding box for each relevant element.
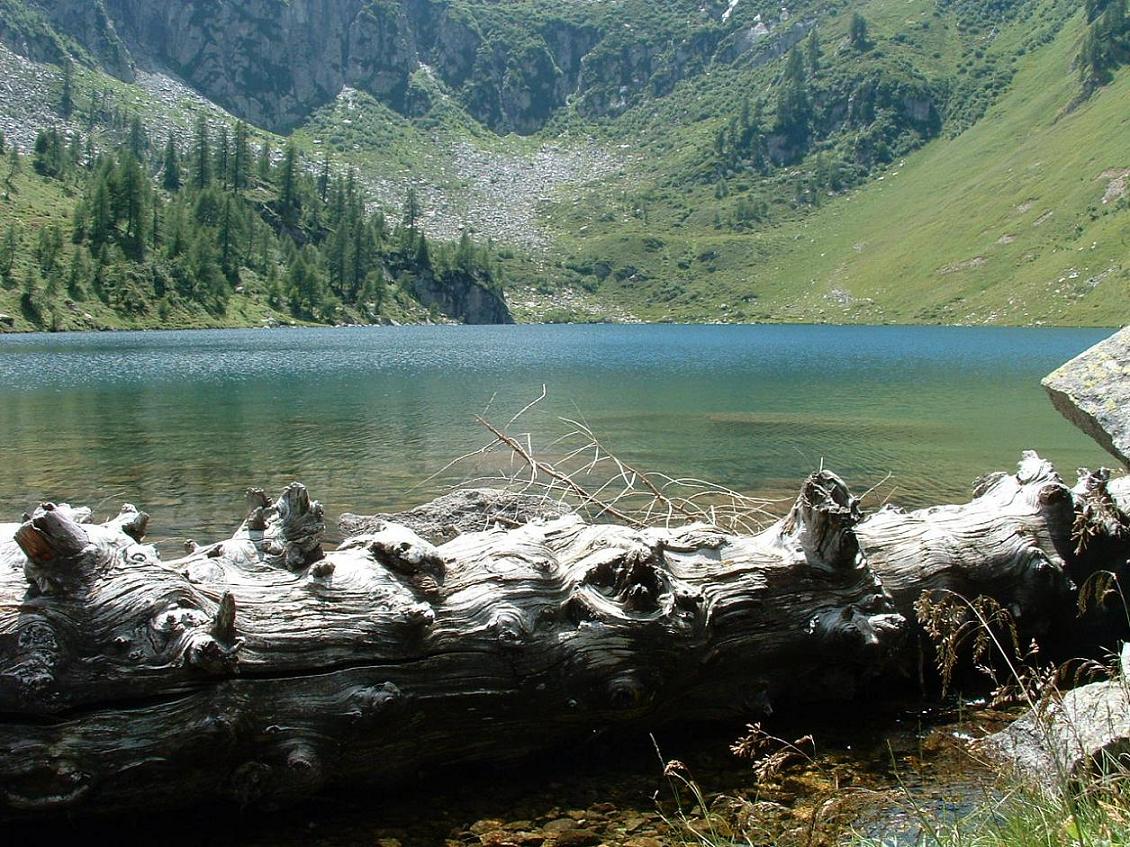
[0,324,1083,843]
[0,324,1113,548]
[6,699,1004,846]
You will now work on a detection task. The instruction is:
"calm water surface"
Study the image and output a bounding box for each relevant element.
[0,324,1113,549]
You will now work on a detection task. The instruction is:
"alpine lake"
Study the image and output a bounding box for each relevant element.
[0,323,1117,846]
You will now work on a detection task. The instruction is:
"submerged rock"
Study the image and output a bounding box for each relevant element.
[339,488,572,545]
[1043,325,1130,468]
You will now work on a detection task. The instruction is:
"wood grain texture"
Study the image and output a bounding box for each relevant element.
[0,470,901,814]
[0,454,1125,817]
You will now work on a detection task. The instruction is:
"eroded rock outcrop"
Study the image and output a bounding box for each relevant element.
[1043,325,1130,469]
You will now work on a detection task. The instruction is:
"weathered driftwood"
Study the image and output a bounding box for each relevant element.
[340,488,575,545]
[857,452,1079,629]
[0,473,906,815]
[0,450,1125,817]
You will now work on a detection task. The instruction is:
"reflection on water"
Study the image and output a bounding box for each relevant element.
[0,324,1113,549]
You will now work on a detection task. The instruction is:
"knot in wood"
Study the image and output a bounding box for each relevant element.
[582,544,668,613]
[17,505,94,595]
[607,674,647,711]
[309,560,336,581]
[229,761,272,805]
[245,488,271,531]
[787,470,862,571]
[123,544,159,567]
[212,593,238,645]
[17,620,58,653]
[366,532,445,579]
[251,483,327,570]
[4,759,90,811]
[151,605,211,638]
[405,602,435,628]
[490,607,529,646]
[673,585,704,611]
[283,741,324,790]
[351,682,403,721]
[186,626,243,675]
[1037,482,1071,507]
[113,504,150,542]
[345,526,446,598]
[811,606,889,654]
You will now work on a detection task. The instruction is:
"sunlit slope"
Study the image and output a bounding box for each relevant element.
[745,10,1129,326]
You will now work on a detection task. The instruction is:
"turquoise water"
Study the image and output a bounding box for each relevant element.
[0,324,1114,549]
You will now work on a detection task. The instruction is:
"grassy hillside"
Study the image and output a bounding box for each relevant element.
[544,0,1128,326]
[754,11,1130,326]
[0,0,1126,329]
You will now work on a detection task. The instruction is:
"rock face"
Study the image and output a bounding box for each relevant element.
[9,0,603,133]
[3,0,820,135]
[413,269,514,326]
[1,0,133,76]
[1043,326,1130,469]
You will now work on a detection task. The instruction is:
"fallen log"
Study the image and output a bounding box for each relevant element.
[0,472,904,815]
[857,452,1079,630]
[0,453,1125,818]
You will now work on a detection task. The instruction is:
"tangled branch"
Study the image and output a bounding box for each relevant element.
[440,392,783,533]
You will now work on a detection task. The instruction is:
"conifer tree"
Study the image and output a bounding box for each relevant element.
[0,223,16,279]
[187,230,227,314]
[3,147,19,199]
[403,186,421,230]
[128,116,147,161]
[218,195,242,279]
[850,13,870,51]
[192,115,212,190]
[231,121,250,190]
[89,175,113,252]
[61,58,74,119]
[162,137,182,191]
[414,229,431,270]
[151,194,161,249]
[66,248,88,299]
[775,48,810,150]
[805,31,822,74]
[36,225,63,277]
[455,229,475,273]
[278,141,299,223]
[117,153,147,258]
[257,140,272,182]
[317,151,330,202]
[215,126,230,188]
[165,202,187,259]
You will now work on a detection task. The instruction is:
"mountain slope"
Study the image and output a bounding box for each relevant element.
[569,0,1128,325]
[0,0,1126,329]
[757,11,1130,325]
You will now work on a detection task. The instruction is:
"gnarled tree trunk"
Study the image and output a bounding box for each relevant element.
[0,452,1125,817]
[0,472,903,815]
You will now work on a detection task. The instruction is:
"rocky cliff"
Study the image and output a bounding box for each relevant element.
[414,269,513,325]
[3,0,808,135]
